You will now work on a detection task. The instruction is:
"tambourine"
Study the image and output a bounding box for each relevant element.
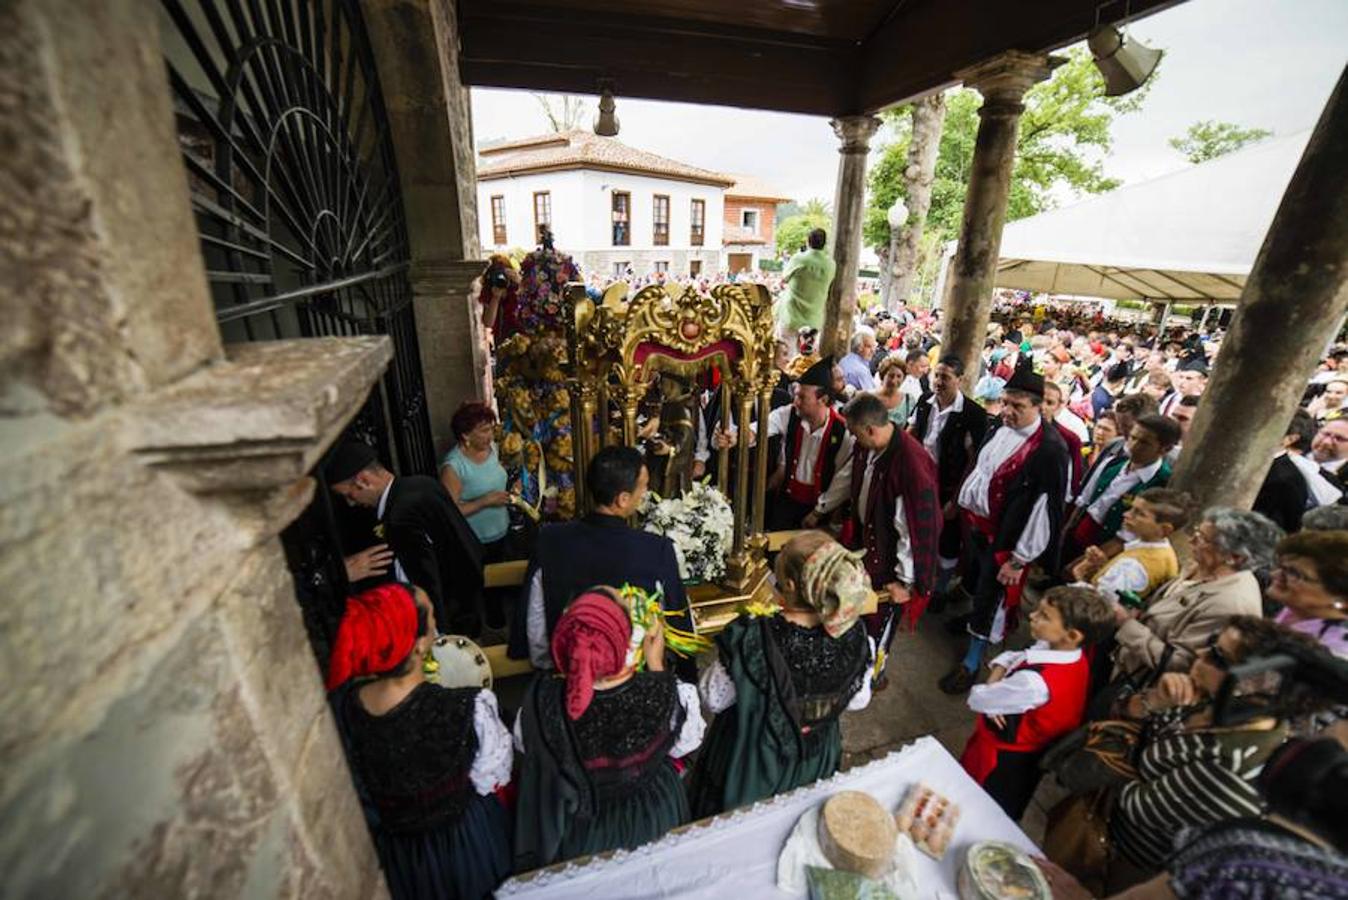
[431,635,493,690]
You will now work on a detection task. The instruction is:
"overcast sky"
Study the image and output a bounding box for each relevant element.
[469,0,1347,206]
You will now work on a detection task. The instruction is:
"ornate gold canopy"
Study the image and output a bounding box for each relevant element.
[561,281,780,629]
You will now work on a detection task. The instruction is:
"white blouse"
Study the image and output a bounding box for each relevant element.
[469,689,514,795]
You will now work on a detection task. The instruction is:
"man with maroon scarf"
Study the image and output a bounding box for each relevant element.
[841,393,942,685]
[940,364,1071,694]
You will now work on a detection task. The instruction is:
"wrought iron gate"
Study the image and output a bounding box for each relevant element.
[160,0,436,655]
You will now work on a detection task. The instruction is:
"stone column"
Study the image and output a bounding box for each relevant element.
[821,115,882,357]
[1170,67,1348,512]
[366,0,488,454]
[941,52,1060,389]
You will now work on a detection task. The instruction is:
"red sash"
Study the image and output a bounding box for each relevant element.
[1071,514,1105,551]
[785,411,842,506]
[993,549,1030,632]
[965,424,1045,540]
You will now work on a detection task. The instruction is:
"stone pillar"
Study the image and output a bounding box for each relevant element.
[366,0,488,454]
[1,1,387,896]
[821,115,882,357]
[941,52,1060,389]
[1170,67,1348,512]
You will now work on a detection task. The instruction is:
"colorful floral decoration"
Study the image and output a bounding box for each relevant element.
[636,481,735,583]
[490,241,582,514]
[619,583,711,669]
[514,243,580,333]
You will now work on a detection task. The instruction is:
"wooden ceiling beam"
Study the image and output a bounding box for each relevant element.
[458,2,857,116]
[458,0,1191,116]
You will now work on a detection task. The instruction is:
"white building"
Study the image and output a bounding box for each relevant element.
[476,130,732,278]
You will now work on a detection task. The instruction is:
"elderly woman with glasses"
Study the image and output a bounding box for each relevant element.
[1111,508,1282,684]
[1267,530,1348,658]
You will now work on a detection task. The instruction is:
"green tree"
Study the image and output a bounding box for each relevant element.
[1168,120,1272,164]
[800,197,831,218]
[776,211,831,256]
[864,46,1153,251]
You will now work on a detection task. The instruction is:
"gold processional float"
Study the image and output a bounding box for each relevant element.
[560,280,781,634]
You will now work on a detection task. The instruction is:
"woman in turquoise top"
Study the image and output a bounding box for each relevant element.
[875,355,914,425]
[441,403,513,625]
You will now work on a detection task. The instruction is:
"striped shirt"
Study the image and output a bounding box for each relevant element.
[1111,708,1288,869]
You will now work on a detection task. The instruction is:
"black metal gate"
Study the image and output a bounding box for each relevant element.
[159,0,436,656]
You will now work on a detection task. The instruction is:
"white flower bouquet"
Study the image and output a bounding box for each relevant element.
[637,481,735,583]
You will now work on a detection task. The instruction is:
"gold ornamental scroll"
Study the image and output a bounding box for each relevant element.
[559,281,778,632]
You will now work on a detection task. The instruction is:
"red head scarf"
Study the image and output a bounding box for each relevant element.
[550,592,632,719]
[325,584,420,691]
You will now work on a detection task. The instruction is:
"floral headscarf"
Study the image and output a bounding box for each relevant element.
[798,542,869,638]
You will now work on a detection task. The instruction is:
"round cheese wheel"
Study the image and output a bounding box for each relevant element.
[817,791,897,879]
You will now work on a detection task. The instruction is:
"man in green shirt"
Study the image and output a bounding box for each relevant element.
[777,228,836,343]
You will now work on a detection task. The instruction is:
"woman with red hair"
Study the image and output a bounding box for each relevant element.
[511,588,705,872]
[328,584,513,899]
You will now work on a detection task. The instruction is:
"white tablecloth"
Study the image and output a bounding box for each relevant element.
[498,735,1040,899]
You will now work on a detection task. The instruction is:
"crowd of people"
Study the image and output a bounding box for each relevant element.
[312,239,1348,898]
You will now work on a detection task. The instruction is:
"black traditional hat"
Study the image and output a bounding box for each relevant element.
[798,355,835,390]
[1003,359,1045,397]
[1005,330,1024,345]
[1178,356,1210,375]
[323,441,378,484]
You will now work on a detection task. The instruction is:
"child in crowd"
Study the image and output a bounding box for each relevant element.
[1062,413,1181,567]
[1072,487,1193,605]
[958,585,1115,819]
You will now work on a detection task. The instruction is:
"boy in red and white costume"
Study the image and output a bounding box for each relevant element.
[959,585,1114,820]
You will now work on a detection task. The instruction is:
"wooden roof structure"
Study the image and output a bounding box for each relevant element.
[458,0,1184,115]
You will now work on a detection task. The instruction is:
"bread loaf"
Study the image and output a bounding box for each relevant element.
[817,791,897,879]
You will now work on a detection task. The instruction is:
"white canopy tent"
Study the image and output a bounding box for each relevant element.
[935,131,1311,306]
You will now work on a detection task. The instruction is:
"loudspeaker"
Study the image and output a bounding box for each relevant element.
[1088,26,1162,97]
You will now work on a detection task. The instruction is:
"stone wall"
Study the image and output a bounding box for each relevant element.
[580,249,722,278]
[0,0,220,418]
[0,1,400,897]
[0,342,393,900]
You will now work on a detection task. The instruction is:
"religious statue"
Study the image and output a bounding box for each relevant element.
[641,374,699,498]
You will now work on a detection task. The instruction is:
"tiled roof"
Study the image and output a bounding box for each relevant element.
[724,174,793,203]
[477,130,736,187]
